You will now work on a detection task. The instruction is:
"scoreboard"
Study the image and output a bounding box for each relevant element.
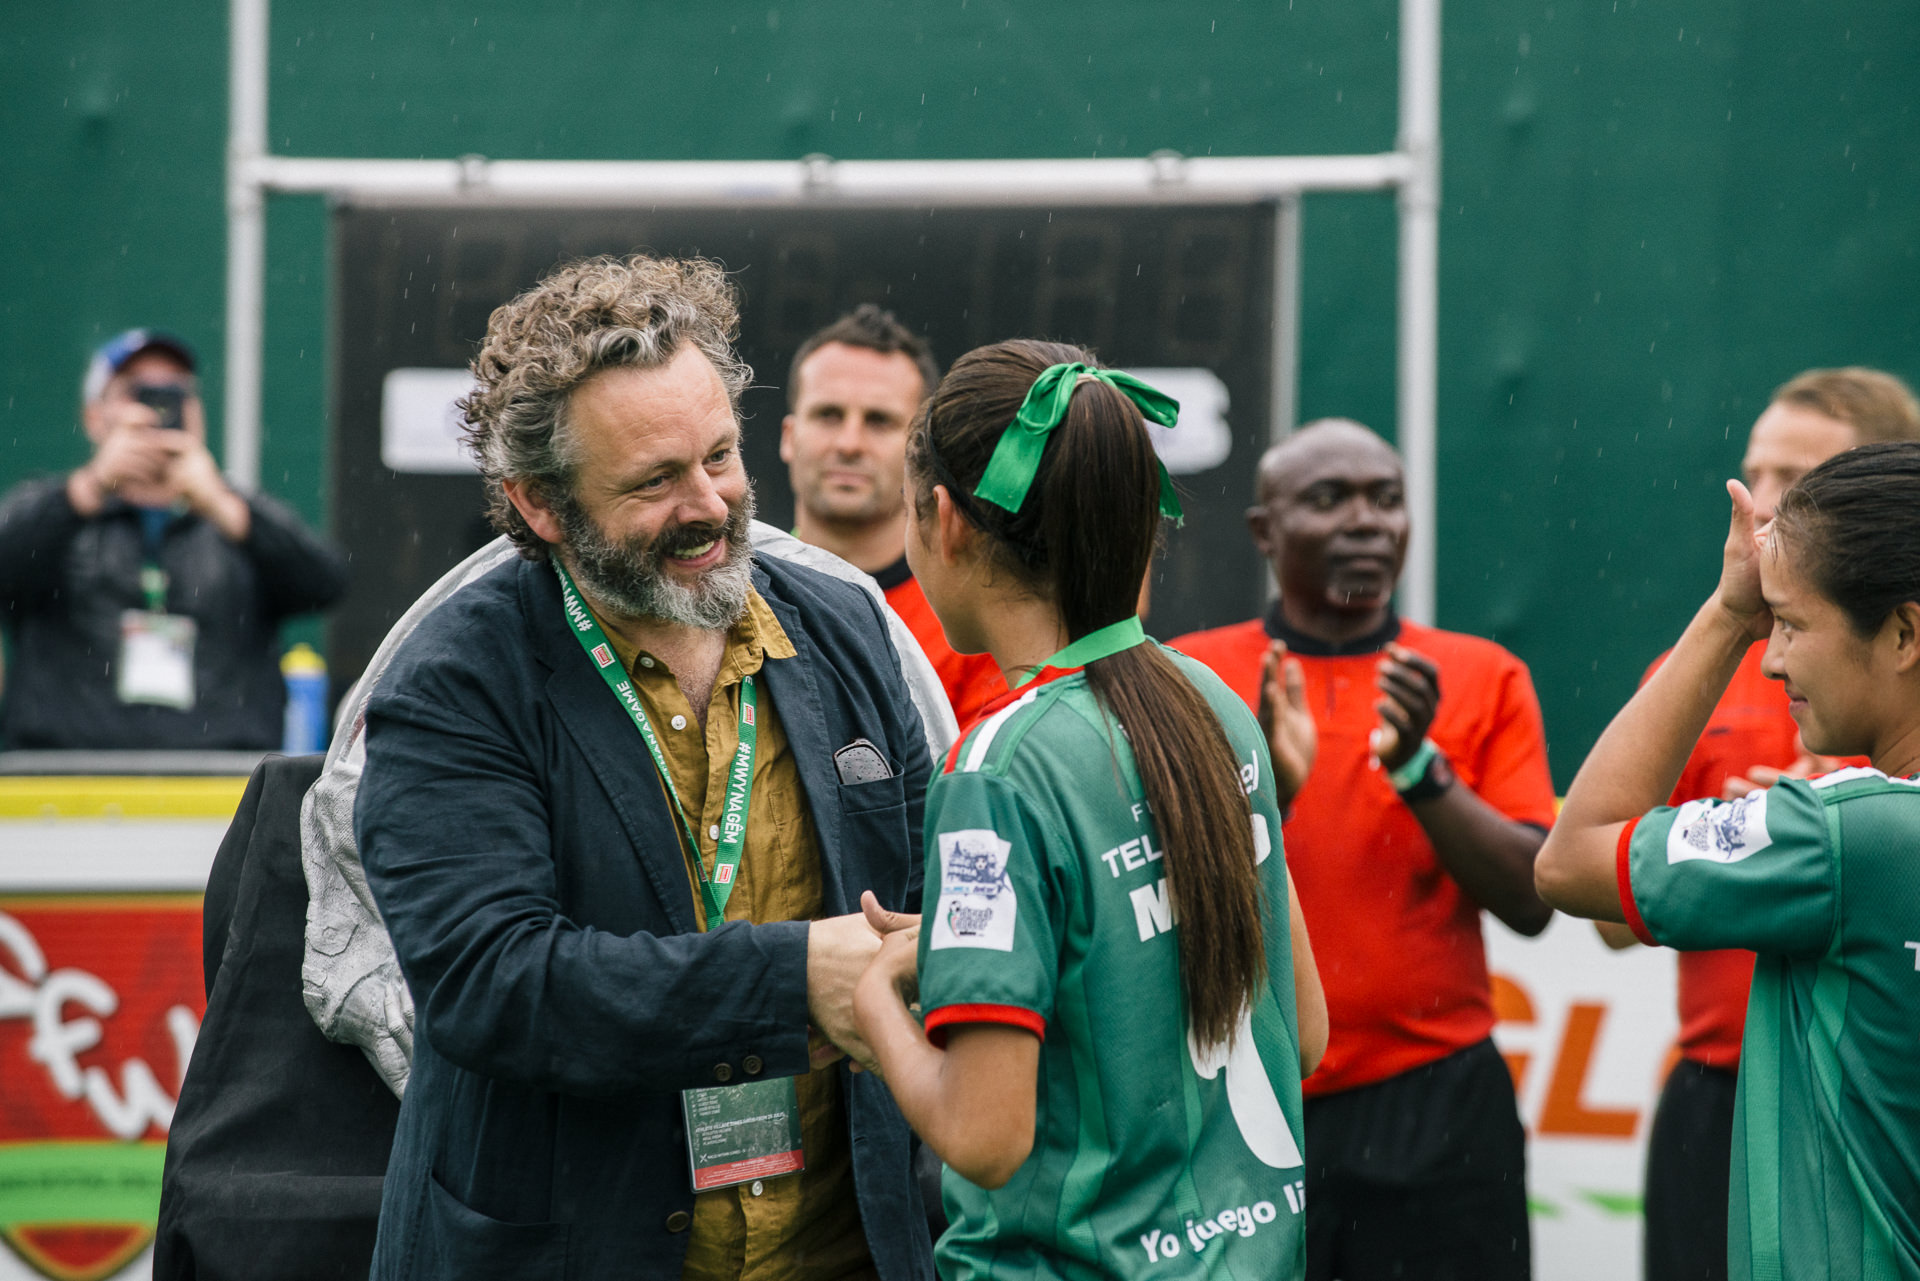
[329,202,1283,697]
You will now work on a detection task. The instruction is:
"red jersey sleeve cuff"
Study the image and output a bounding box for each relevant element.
[1615,817,1656,946]
[923,1003,1046,1048]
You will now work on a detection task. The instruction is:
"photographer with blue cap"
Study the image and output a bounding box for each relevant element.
[0,329,347,750]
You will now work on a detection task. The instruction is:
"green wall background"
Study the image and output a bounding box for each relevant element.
[4,0,1917,783]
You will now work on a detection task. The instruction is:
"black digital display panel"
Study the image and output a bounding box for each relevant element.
[329,203,1278,697]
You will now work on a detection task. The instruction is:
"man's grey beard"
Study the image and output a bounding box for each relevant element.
[555,483,756,630]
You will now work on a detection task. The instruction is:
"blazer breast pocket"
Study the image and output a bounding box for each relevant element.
[838,770,906,815]
[837,771,912,905]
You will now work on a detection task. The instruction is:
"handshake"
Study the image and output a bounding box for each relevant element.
[804,891,922,1075]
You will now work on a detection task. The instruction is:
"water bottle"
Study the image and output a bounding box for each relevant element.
[281,643,330,754]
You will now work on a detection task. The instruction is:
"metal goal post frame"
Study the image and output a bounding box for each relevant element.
[225,0,1440,620]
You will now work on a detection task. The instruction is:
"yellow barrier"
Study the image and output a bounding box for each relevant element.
[0,776,251,820]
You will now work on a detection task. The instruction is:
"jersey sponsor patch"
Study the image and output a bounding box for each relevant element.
[930,828,1017,951]
[1667,791,1773,865]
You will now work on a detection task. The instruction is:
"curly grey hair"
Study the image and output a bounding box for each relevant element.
[459,254,753,557]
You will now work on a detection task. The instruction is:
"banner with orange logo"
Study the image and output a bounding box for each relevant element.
[1490,919,1679,1280]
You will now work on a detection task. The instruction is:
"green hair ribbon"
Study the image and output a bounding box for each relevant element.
[972,363,1185,525]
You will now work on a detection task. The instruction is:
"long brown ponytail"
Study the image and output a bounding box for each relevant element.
[909,339,1266,1049]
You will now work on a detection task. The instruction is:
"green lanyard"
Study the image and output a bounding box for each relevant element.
[553,560,756,930]
[1010,616,1150,688]
[138,564,169,613]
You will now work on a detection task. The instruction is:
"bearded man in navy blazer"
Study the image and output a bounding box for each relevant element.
[355,255,935,1280]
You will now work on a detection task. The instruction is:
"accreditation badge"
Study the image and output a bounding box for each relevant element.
[681,1076,804,1192]
[116,610,197,710]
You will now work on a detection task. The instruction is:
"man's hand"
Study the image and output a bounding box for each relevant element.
[1258,641,1317,806]
[1722,735,1848,799]
[1370,644,1440,771]
[71,403,177,514]
[164,432,251,540]
[806,910,884,1072]
[860,889,920,942]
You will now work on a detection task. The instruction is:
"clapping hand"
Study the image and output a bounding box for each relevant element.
[1258,641,1317,807]
[1369,644,1440,771]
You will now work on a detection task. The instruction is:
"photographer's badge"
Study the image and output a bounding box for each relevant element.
[116,611,197,710]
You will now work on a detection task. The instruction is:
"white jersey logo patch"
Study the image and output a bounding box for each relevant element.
[930,829,1017,951]
[1666,792,1773,865]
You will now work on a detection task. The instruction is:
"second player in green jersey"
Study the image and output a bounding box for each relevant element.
[1538,443,1920,1279]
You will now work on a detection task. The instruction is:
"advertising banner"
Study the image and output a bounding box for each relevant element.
[0,899,202,1281]
[1490,918,1679,1280]
[0,773,240,1281]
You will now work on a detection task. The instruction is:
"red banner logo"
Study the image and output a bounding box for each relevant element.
[0,898,203,1281]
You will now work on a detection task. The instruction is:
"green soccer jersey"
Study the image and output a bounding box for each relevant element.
[916,645,1308,1280]
[1623,768,1920,1280]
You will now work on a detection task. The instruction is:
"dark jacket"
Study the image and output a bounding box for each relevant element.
[154,754,399,1280]
[355,553,935,1281]
[0,475,348,749]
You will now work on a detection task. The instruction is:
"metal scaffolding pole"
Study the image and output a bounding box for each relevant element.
[1397,0,1443,625]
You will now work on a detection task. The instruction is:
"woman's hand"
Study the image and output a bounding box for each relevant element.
[864,924,921,1008]
[850,890,921,1075]
[1715,479,1772,641]
[849,897,1039,1187]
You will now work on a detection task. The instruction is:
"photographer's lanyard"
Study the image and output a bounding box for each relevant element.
[138,564,168,612]
[137,509,171,612]
[553,561,755,931]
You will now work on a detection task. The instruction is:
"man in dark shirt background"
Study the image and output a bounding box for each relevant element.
[0,329,347,749]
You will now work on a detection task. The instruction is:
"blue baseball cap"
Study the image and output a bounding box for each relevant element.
[82,329,197,403]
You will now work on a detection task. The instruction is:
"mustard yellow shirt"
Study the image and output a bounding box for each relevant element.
[604,589,873,1281]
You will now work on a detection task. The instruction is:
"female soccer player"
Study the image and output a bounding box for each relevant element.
[1536,443,1920,1278]
[851,340,1327,1279]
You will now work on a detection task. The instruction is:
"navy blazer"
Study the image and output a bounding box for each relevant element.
[356,553,934,1281]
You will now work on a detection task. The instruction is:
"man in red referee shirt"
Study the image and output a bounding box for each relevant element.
[781,306,1004,727]
[1173,418,1556,1281]
[1597,367,1920,1281]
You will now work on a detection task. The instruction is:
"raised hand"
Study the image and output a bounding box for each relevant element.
[1258,640,1317,807]
[1716,478,1771,641]
[1370,644,1440,772]
[77,401,178,506]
